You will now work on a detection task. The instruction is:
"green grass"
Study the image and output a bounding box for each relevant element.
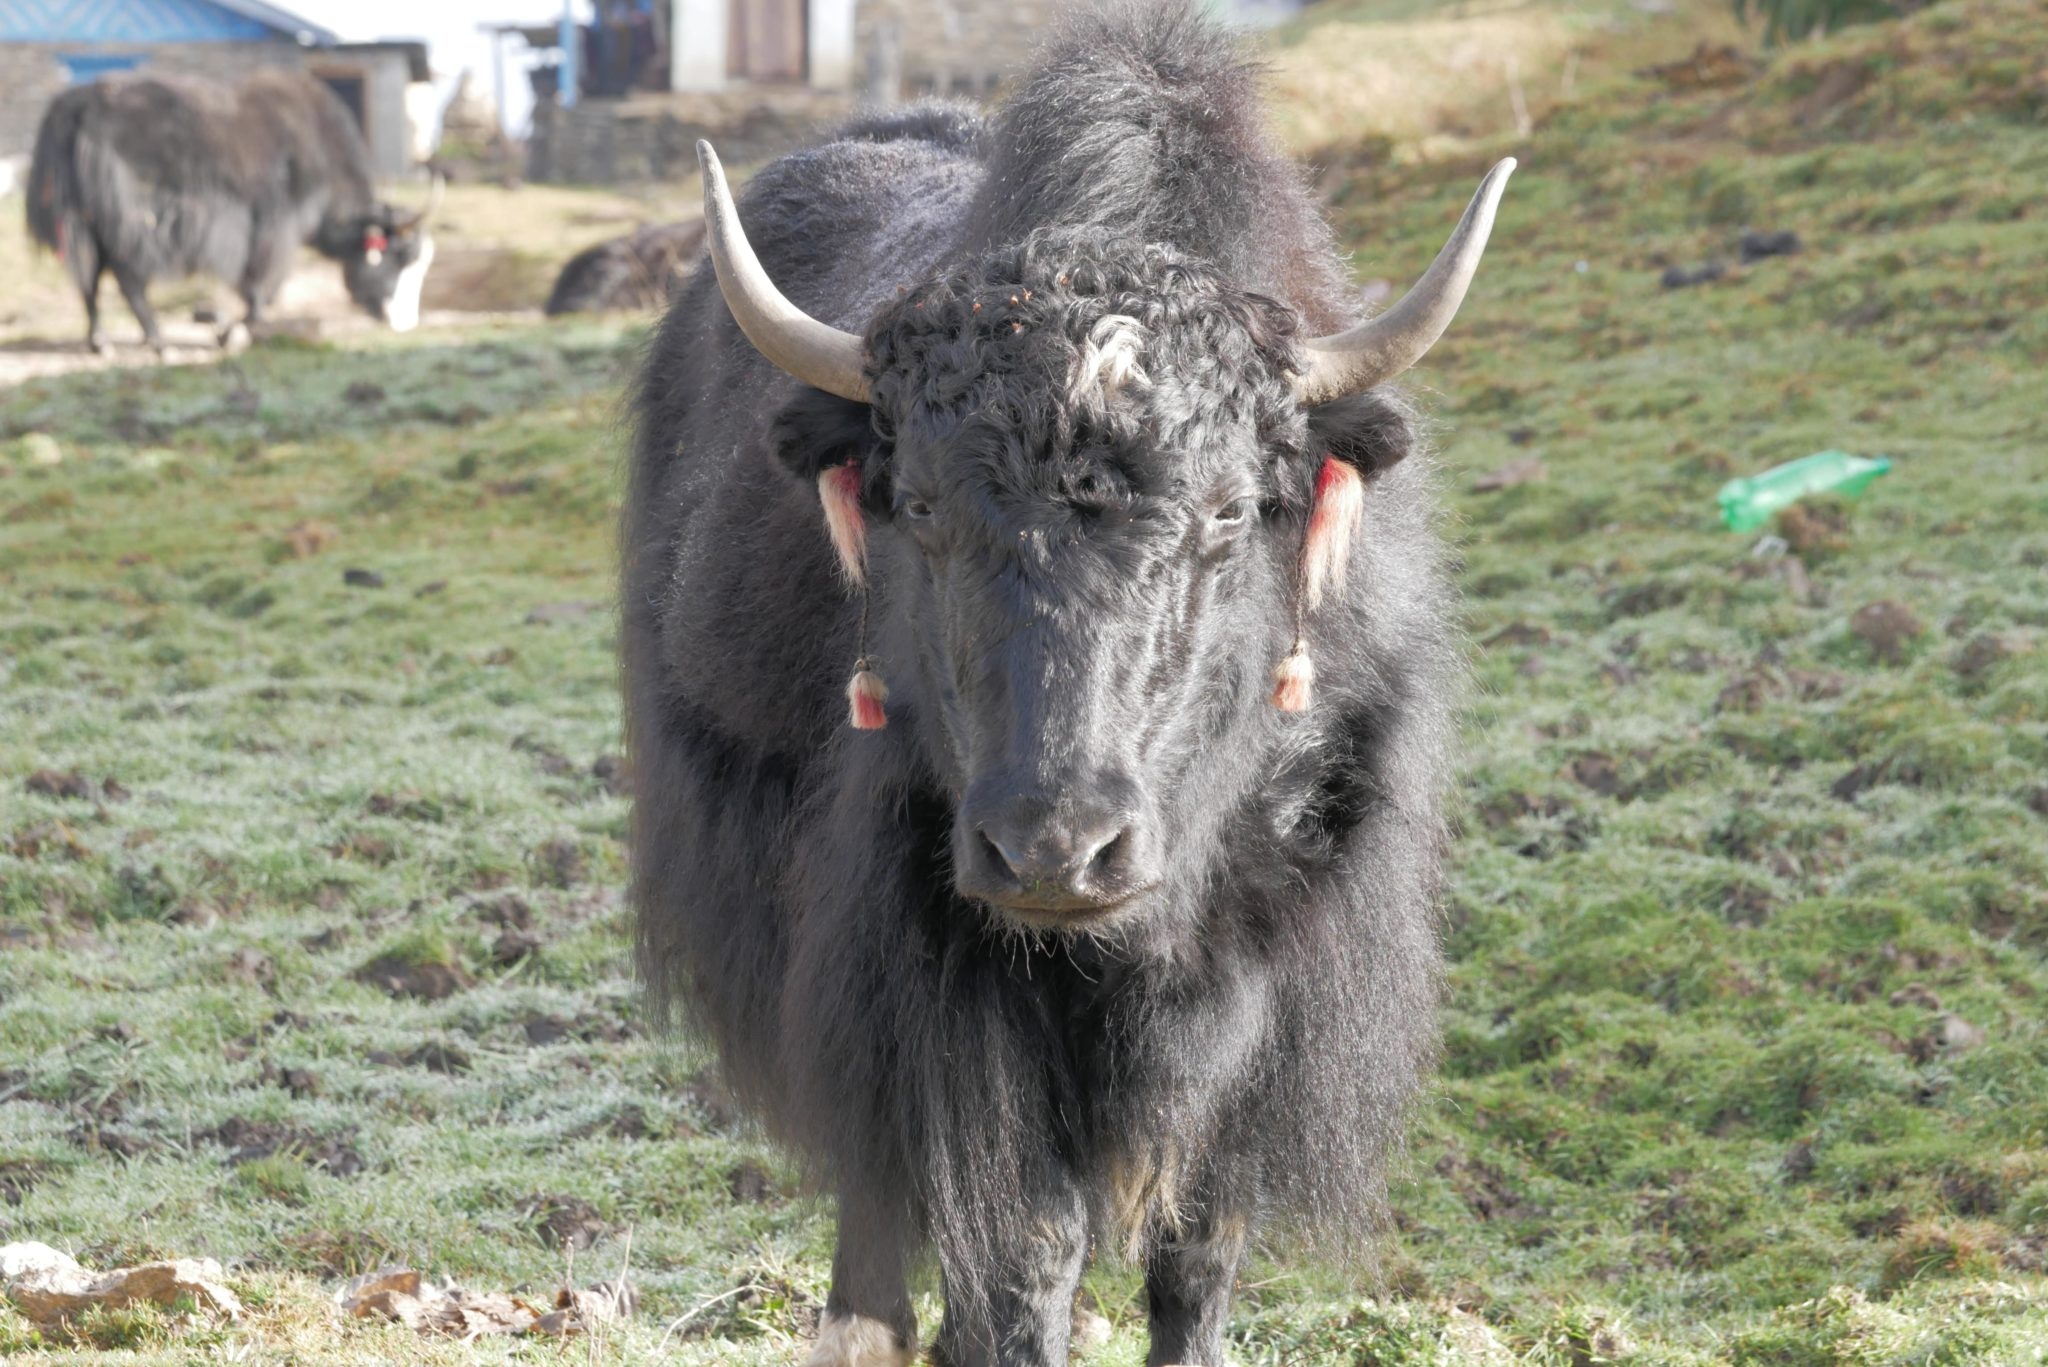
[3,0,2046,1359]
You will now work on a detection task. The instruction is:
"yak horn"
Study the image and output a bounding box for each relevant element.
[697,140,870,403]
[391,172,444,233]
[1292,158,1516,406]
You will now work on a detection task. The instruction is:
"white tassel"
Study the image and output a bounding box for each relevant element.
[1270,641,1314,712]
[1301,455,1364,611]
[818,461,866,586]
[847,664,888,730]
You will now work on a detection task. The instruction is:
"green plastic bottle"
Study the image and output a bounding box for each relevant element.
[1717,451,1893,533]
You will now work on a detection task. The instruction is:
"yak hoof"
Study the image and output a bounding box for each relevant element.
[87,333,111,357]
[806,1310,912,1367]
[219,321,252,352]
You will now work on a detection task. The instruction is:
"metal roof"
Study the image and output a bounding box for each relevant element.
[209,0,337,44]
[0,0,337,46]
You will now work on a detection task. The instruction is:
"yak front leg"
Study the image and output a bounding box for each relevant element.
[934,1182,1089,1367]
[811,1187,917,1367]
[1143,1208,1249,1367]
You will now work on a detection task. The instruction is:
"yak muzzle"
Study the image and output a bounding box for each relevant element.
[955,780,1160,919]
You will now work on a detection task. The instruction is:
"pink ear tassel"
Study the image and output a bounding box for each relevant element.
[818,461,867,586]
[1271,454,1365,712]
[847,663,888,730]
[1301,455,1364,612]
[1270,641,1314,712]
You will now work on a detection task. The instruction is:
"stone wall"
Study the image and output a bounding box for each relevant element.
[0,45,69,166]
[526,0,1065,184]
[855,0,1062,100]
[529,87,856,183]
[0,42,419,183]
[0,42,309,166]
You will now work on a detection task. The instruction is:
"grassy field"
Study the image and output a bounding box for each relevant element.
[3,0,2046,1359]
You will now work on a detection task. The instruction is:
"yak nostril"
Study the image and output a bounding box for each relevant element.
[980,829,1024,881]
[1083,828,1126,879]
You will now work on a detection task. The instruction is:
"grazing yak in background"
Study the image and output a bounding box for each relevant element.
[26,70,439,355]
[625,5,1512,1364]
[544,219,706,316]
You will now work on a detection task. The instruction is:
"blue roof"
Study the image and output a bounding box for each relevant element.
[0,0,338,45]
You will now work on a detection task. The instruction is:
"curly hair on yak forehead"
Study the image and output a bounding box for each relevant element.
[863,228,1315,487]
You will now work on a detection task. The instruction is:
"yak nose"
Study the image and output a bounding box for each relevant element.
[957,789,1158,916]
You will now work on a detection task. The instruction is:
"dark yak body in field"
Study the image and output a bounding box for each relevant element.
[26,70,434,354]
[544,219,707,316]
[627,7,1459,1364]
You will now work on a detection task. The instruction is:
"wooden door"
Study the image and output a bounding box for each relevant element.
[727,0,806,82]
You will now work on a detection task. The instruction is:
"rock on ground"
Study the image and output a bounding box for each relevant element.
[1,1242,242,1327]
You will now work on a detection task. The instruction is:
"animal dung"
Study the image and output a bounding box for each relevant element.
[1738,229,1803,263]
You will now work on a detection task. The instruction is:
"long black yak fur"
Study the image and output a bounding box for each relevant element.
[545,219,706,316]
[27,69,424,351]
[626,2,1456,1357]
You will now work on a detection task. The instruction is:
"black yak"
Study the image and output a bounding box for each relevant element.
[544,220,706,316]
[26,70,439,355]
[624,6,1512,1363]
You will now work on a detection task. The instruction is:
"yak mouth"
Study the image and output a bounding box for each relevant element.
[974,884,1158,934]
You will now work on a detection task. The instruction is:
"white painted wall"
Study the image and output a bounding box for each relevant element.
[808,0,856,89]
[671,0,729,90]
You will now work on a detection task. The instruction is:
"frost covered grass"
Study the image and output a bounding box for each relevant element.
[2,0,2045,1358]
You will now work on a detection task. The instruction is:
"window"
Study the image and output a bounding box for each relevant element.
[58,53,144,83]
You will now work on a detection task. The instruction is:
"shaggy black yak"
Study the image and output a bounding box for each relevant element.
[624,6,1511,1362]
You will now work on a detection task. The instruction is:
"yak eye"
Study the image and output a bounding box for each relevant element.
[900,496,934,521]
[1212,497,1255,526]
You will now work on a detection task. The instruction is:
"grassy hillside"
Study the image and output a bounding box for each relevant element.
[1263,0,1752,157]
[2,0,2045,1360]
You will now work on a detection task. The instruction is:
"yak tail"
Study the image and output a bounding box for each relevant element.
[25,89,91,261]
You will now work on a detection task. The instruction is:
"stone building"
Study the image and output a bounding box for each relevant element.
[524,0,1297,183]
[0,0,433,183]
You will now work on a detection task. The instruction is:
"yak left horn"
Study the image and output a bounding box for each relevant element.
[697,140,871,404]
[1292,158,1516,406]
[395,173,446,233]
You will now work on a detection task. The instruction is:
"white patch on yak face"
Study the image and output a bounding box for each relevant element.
[1071,313,1150,403]
[383,235,434,333]
[806,1310,911,1367]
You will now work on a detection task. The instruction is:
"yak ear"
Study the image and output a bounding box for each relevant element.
[1304,391,1418,482]
[770,388,886,488]
[314,215,364,258]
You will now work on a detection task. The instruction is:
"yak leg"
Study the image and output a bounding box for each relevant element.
[219,289,259,351]
[810,1187,918,1367]
[83,266,109,356]
[230,237,289,347]
[65,234,108,355]
[110,265,165,357]
[1142,1209,1249,1367]
[934,1183,1088,1367]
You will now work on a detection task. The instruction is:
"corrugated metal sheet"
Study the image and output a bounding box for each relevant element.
[0,0,336,44]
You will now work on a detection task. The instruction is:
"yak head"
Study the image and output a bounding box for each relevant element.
[696,143,1511,932]
[321,179,442,333]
